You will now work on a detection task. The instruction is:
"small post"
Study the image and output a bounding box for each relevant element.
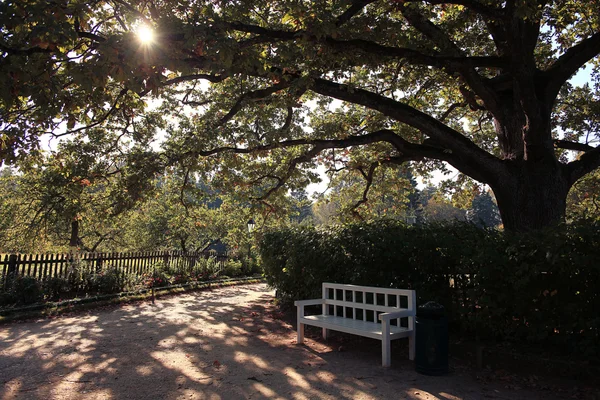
[151,263,156,305]
[96,253,103,274]
[163,251,170,270]
[6,254,18,287]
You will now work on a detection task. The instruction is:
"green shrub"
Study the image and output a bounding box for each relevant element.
[6,275,44,305]
[260,221,479,304]
[144,262,173,288]
[86,266,137,294]
[67,261,97,293]
[43,276,69,301]
[260,220,600,360]
[242,256,262,276]
[222,259,243,278]
[192,257,221,281]
[0,283,15,307]
[165,260,192,284]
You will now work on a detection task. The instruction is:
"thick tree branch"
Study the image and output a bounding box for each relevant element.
[400,5,462,54]
[0,42,53,55]
[554,140,596,152]
[440,102,467,122]
[279,106,294,133]
[352,163,378,220]
[195,129,449,163]
[84,232,113,253]
[308,78,503,183]
[567,146,600,185]
[255,146,322,200]
[351,156,416,219]
[138,73,226,97]
[336,0,377,26]
[218,82,290,126]
[164,73,226,85]
[253,138,428,202]
[189,129,477,202]
[544,31,600,101]
[55,88,128,136]
[112,0,152,24]
[225,22,506,69]
[76,31,107,43]
[324,38,505,69]
[403,0,500,17]
[398,4,502,115]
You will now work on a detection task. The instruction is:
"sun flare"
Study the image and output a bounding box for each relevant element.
[136,25,155,44]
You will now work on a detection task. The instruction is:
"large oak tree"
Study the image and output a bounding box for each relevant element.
[1,0,599,231]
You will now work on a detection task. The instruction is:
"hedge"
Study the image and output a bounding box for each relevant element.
[259,221,600,360]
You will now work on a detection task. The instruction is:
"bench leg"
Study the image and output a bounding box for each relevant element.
[322,328,329,340]
[382,320,391,367]
[297,306,305,344]
[297,322,305,344]
[408,332,415,361]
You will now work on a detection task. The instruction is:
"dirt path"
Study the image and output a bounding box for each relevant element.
[0,284,587,399]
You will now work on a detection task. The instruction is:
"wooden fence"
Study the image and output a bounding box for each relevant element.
[0,250,230,289]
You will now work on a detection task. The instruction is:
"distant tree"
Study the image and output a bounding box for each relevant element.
[311,163,419,223]
[0,133,162,252]
[311,199,340,226]
[420,186,467,222]
[289,189,313,224]
[0,168,34,252]
[121,171,227,252]
[468,191,501,228]
[0,139,124,251]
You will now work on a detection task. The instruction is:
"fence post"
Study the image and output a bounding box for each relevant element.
[96,253,103,273]
[6,254,18,287]
[163,251,171,269]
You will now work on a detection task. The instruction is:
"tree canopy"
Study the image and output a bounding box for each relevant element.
[1,0,599,231]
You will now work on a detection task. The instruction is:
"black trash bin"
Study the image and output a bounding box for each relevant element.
[415,301,448,375]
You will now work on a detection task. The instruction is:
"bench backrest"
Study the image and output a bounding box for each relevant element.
[322,282,416,326]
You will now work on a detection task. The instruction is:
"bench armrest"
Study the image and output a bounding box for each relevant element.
[295,299,325,319]
[294,299,325,307]
[379,310,415,321]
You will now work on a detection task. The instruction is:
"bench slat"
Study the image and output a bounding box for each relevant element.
[323,282,414,297]
[300,315,412,340]
[324,298,409,314]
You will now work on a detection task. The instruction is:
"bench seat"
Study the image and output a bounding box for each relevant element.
[300,314,413,340]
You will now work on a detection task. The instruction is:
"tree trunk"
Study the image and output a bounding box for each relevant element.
[490,161,572,231]
[69,219,80,247]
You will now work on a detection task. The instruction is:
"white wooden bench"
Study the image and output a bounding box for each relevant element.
[295,282,416,367]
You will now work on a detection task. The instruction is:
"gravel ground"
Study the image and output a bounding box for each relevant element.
[0,284,592,399]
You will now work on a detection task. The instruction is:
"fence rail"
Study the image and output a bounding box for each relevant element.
[0,250,230,289]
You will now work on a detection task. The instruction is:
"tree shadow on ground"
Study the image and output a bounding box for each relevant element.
[0,284,582,400]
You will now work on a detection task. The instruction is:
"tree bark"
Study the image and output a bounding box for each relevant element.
[69,219,80,248]
[490,161,571,231]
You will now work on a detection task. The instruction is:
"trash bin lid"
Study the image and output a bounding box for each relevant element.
[417,301,445,318]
